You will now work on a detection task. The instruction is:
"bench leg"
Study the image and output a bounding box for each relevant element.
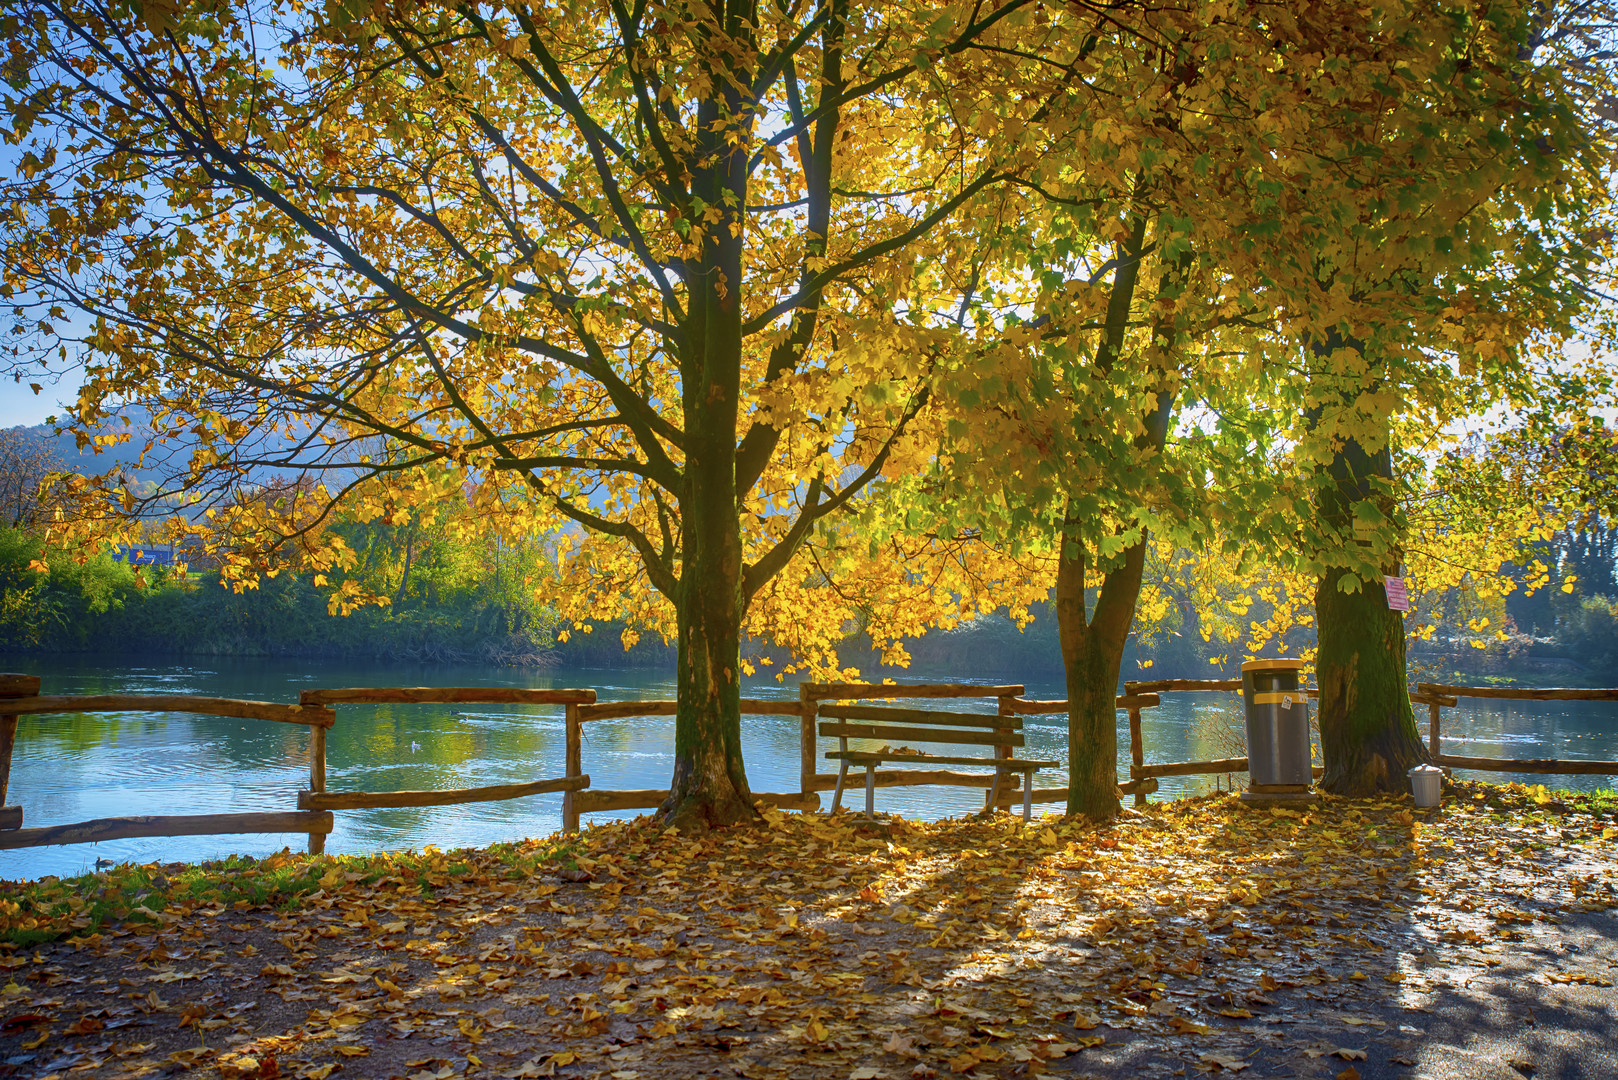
[988,768,1002,814]
[1022,769,1034,823]
[831,760,849,814]
[865,764,876,818]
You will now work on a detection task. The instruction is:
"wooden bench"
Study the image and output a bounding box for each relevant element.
[820,704,1057,822]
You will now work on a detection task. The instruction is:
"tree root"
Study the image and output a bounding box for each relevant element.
[655,790,762,834]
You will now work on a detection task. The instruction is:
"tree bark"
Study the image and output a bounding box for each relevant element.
[1315,563,1427,794]
[1312,391,1429,795]
[657,18,760,832]
[1052,219,1180,823]
[661,505,756,830]
[1056,520,1149,822]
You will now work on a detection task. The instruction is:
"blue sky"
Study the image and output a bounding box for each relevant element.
[0,371,80,429]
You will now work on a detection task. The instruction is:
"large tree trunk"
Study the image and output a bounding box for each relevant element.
[661,497,756,830]
[657,39,760,832]
[659,372,759,832]
[1315,564,1426,793]
[1313,419,1428,795]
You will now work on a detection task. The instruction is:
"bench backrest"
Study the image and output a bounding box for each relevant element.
[818,704,1024,748]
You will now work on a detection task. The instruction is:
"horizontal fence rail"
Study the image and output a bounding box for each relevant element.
[298,775,590,811]
[562,699,819,831]
[1416,683,1618,776]
[299,687,597,707]
[0,681,596,857]
[3,694,334,727]
[0,812,336,852]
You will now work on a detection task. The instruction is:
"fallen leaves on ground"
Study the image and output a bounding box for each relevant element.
[0,780,1609,1079]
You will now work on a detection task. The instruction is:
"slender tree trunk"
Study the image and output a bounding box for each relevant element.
[1056,511,1153,822]
[395,530,414,608]
[1052,219,1181,823]
[1312,395,1428,794]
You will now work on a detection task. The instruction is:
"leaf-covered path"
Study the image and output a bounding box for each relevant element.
[0,783,1613,1080]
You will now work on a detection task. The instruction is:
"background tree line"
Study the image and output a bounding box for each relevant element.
[7,410,1614,682]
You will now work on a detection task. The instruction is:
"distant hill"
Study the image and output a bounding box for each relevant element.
[8,406,320,493]
[8,408,154,478]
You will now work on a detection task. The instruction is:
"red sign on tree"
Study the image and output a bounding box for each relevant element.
[1384,577,1411,611]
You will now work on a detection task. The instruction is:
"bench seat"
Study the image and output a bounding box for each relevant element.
[818,704,1054,822]
[827,750,1057,770]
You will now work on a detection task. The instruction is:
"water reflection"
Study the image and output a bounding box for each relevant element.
[0,656,1612,881]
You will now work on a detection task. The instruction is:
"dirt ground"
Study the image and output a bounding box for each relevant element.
[0,781,1612,1080]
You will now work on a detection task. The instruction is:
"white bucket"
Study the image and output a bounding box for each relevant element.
[1408,764,1444,808]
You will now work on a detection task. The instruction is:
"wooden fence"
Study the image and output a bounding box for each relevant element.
[560,698,817,831]
[0,680,591,856]
[1416,683,1618,775]
[1118,678,1460,806]
[8,673,1609,854]
[295,687,594,853]
[0,674,337,853]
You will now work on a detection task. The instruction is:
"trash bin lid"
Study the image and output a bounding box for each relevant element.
[1407,764,1444,777]
[1241,658,1304,673]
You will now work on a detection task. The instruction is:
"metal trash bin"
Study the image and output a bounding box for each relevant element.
[1239,658,1315,798]
[1408,764,1443,808]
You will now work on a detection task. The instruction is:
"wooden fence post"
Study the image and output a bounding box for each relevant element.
[308,725,327,856]
[563,703,581,834]
[799,684,817,801]
[0,675,42,815]
[988,693,1017,812]
[1428,700,1442,759]
[1129,706,1146,808]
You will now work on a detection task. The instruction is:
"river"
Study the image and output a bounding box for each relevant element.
[1,656,1613,881]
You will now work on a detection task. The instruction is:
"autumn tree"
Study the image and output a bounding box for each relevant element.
[870,2,1292,820]
[1100,0,1607,798]
[1273,0,1612,794]
[0,428,58,530]
[878,0,1606,816]
[2,0,1058,828]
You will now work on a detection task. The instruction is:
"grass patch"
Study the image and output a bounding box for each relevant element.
[0,836,576,946]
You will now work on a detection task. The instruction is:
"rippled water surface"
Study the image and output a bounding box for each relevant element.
[1,656,1613,880]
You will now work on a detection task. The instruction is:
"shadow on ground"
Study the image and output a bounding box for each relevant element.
[0,782,1611,1080]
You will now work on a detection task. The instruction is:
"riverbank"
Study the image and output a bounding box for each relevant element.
[0,781,1612,1079]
